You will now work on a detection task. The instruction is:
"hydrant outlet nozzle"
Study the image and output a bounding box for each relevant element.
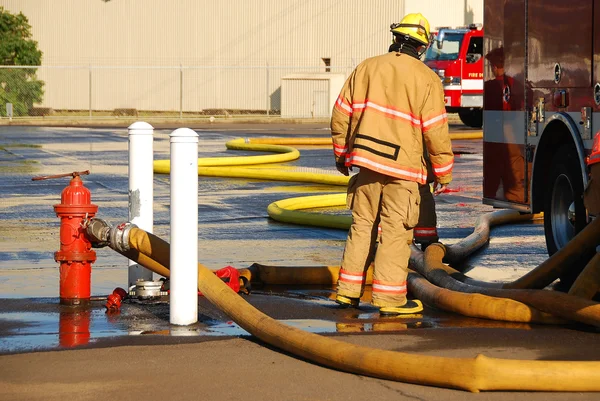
[85,218,112,248]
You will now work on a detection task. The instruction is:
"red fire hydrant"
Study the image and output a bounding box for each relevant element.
[52,171,98,306]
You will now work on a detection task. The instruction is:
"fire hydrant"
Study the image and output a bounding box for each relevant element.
[40,171,98,305]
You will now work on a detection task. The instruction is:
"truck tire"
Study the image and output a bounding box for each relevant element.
[457,108,483,128]
[543,145,588,288]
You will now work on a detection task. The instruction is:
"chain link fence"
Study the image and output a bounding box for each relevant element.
[0,65,354,120]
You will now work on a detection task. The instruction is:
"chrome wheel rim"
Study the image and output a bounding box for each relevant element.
[550,173,576,249]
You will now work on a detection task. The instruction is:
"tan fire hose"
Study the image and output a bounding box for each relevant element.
[419,243,600,328]
[86,133,600,391]
[98,225,600,392]
[503,217,600,289]
[443,210,543,265]
[420,211,600,295]
[568,251,600,299]
[407,271,563,324]
[238,260,561,325]
[117,210,598,328]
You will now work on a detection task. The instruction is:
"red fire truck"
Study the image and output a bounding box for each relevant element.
[483,0,599,283]
[424,24,484,128]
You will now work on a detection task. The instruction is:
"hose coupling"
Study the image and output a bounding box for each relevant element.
[86,219,136,252]
[109,222,136,253]
[85,218,112,248]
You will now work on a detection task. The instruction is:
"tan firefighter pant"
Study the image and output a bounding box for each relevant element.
[414,183,439,245]
[338,168,420,307]
[414,151,438,245]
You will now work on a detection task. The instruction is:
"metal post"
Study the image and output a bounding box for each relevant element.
[6,103,13,121]
[127,122,155,287]
[266,63,270,116]
[169,128,199,325]
[88,65,92,118]
[179,64,183,119]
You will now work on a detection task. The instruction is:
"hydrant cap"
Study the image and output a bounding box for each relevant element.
[62,176,90,205]
[54,175,98,214]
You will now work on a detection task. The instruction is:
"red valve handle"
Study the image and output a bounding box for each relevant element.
[32,170,90,181]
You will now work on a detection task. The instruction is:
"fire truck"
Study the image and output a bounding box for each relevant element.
[483,0,599,284]
[424,24,484,128]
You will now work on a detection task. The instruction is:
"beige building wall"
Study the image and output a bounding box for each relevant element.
[0,0,483,113]
[406,0,483,30]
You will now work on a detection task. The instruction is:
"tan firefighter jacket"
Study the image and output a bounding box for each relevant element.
[331,51,454,185]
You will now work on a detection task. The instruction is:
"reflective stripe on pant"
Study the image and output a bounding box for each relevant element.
[414,183,438,244]
[337,168,420,307]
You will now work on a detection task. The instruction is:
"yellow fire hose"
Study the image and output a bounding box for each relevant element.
[412,216,600,292]
[419,243,600,327]
[196,167,348,185]
[237,207,584,325]
[267,193,351,229]
[113,226,600,392]
[129,133,600,391]
[149,135,600,329]
[236,219,566,326]
[154,138,301,173]
[153,133,482,178]
[503,217,600,289]
[266,194,600,301]
[240,263,353,286]
[569,251,600,299]
[443,210,544,265]
[224,134,482,144]
[156,136,349,185]
[406,271,564,325]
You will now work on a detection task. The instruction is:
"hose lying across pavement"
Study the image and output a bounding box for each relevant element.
[153,133,481,184]
[105,133,600,392]
[418,239,600,328]
[98,223,600,392]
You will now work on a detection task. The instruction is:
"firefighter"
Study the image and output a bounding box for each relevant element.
[331,13,454,316]
[388,37,441,252]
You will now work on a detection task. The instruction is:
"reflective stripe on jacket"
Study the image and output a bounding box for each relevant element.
[331,51,454,185]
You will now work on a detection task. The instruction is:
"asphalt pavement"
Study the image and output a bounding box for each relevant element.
[0,121,599,400]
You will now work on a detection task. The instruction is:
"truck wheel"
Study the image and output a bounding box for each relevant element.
[543,146,586,254]
[543,145,588,287]
[457,108,483,128]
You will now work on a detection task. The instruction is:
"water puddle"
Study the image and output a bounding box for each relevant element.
[0,306,432,354]
[0,309,129,353]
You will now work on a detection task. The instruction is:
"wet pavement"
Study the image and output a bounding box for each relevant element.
[0,122,550,351]
[2,123,600,400]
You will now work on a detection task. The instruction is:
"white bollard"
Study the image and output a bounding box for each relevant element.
[128,121,154,287]
[169,128,199,325]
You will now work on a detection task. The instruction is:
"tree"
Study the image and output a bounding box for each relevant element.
[0,7,44,117]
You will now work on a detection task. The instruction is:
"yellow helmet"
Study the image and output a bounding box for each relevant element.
[390,13,430,47]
